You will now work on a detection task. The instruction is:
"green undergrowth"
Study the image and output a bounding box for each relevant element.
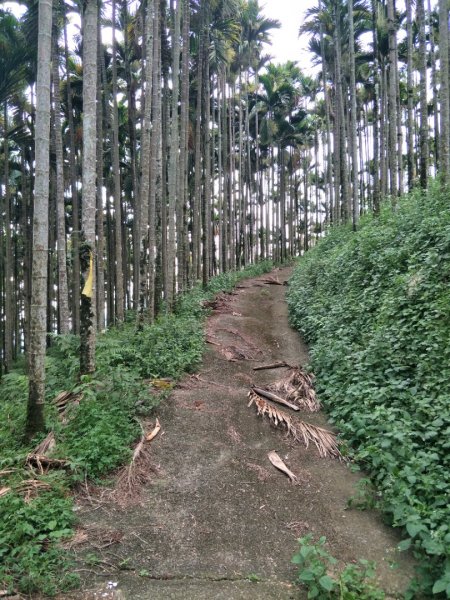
[287,183,450,598]
[0,260,273,595]
[292,535,385,599]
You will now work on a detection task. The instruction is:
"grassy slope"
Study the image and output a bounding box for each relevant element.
[287,183,450,597]
[0,261,273,596]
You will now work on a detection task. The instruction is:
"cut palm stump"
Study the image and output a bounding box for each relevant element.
[247,392,342,460]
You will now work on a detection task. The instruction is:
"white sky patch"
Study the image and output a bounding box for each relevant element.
[262,0,317,73]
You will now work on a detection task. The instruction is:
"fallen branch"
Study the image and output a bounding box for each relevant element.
[253,362,291,371]
[247,392,342,460]
[252,386,299,411]
[268,451,297,482]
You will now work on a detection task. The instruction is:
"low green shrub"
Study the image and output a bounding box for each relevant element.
[292,535,385,599]
[287,183,450,597]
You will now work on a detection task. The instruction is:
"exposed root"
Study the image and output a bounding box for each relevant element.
[247,392,342,460]
[266,367,321,412]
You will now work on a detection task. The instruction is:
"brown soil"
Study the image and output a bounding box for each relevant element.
[57,267,415,600]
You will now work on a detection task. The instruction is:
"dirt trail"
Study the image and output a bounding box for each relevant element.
[64,268,415,600]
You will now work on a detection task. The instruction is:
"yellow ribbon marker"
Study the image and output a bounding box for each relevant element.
[82,251,94,298]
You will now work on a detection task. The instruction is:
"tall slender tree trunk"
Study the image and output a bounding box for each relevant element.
[137,0,153,327]
[418,0,429,188]
[439,0,450,184]
[406,0,416,189]
[111,0,124,322]
[3,110,13,370]
[348,0,359,228]
[96,21,105,330]
[52,18,70,334]
[167,0,181,307]
[80,0,98,376]
[387,0,399,197]
[64,17,80,333]
[26,0,52,438]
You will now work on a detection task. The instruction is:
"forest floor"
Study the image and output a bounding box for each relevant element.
[56,267,415,600]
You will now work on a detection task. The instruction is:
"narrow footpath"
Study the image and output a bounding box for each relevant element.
[64,268,414,600]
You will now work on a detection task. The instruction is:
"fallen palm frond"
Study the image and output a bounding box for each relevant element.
[62,526,123,550]
[114,423,160,504]
[53,390,81,420]
[267,450,297,482]
[26,454,68,474]
[32,431,56,456]
[0,486,11,498]
[15,479,52,502]
[267,367,320,412]
[261,276,283,285]
[252,386,299,411]
[247,392,342,460]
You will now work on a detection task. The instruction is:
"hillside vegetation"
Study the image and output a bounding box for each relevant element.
[287,183,450,597]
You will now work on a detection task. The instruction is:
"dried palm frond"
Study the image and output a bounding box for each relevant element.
[15,479,52,502]
[26,453,68,474]
[114,432,157,505]
[267,367,320,412]
[247,392,342,460]
[32,431,56,456]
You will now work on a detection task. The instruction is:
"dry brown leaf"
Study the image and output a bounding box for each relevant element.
[247,392,342,460]
[146,419,161,442]
[268,450,297,482]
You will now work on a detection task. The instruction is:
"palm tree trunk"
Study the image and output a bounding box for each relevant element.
[64,17,80,334]
[406,0,416,189]
[80,0,98,375]
[111,0,124,322]
[52,18,70,334]
[348,0,359,228]
[439,0,450,184]
[387,0,398,197]
[26,0,52,438]
[137,0,153,327]
[167,0,181,307]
